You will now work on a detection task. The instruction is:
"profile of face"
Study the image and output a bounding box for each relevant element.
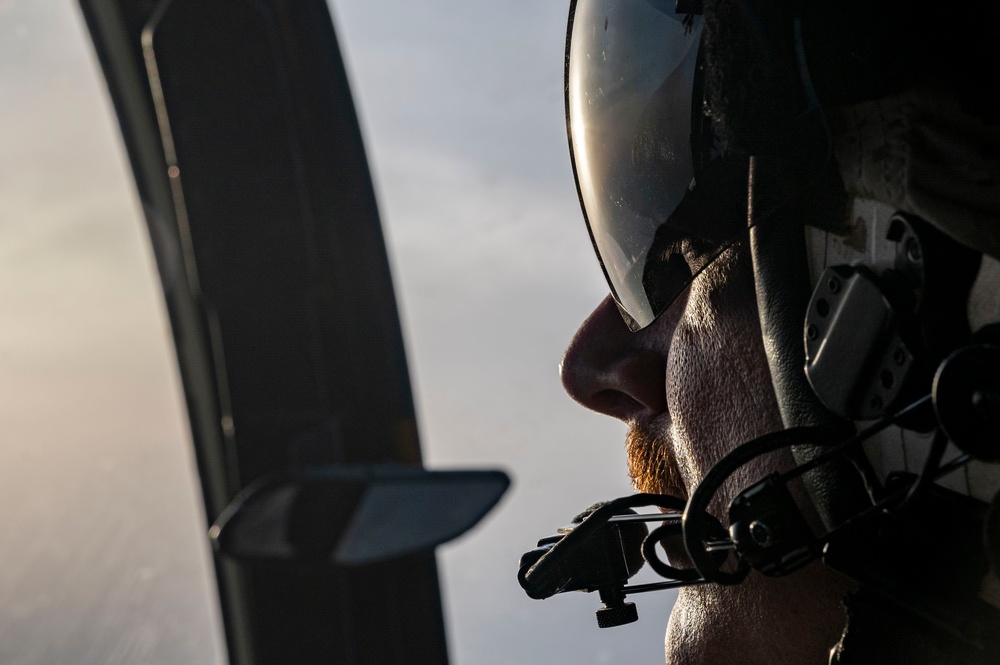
[560,243,852,663]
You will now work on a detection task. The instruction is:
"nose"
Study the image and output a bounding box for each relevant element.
[560,296,672,421]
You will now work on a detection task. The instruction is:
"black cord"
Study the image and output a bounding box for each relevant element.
[781,395,932,484]
[816,448,974,551]
[682,426,841,583]
[642,522,702,583]
[901,428,949,508]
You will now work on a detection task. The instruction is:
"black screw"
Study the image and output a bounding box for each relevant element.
[892,348,906,365]
[905,237,923,263]
[871,395,883,410]
[827,278,840,293]
[596,602,638,628]
[749,520,772,547]
[806,325,818,340]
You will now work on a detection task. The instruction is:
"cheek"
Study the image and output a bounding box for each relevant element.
[662,250,851,665]
[664,257,784,494]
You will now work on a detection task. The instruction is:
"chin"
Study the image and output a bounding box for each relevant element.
[665,563,852,665]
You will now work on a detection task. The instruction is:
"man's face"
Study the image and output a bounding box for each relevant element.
[560,243,851,663]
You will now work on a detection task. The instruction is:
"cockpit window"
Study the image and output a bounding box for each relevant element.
[0,4,226,662]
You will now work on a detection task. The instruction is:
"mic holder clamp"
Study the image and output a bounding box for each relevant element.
[728,474,818,577]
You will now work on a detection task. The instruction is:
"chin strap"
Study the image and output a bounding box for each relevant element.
[748,156,872,531]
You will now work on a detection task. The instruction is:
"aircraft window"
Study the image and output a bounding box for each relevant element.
[2,1,680,662]
[0,4,226,663]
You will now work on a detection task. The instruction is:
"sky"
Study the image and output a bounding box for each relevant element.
[0,1,677,663]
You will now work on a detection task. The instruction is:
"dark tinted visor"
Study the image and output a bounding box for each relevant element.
[566,0,751,330]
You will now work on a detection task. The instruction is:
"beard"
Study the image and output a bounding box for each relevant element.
[626,423,684,497]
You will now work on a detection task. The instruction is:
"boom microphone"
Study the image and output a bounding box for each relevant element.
[517,502,648,600]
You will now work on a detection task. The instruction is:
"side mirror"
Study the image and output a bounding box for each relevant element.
[210,466,510,566]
